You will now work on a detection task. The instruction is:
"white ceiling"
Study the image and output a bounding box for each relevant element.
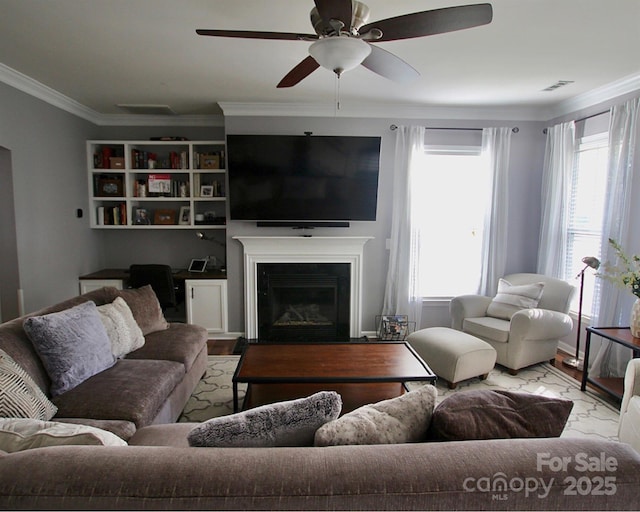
[1,0,639,121]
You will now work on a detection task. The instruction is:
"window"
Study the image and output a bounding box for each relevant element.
[564,132,609,316]
[413,146,489,298]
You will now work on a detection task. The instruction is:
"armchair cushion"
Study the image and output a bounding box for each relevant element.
[463,317,510,343]
[486,279,545,320]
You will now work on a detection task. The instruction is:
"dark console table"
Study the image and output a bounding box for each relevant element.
[581,326,640,401]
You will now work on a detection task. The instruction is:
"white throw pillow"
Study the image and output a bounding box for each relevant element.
[0,417,127,452]
[486,279,545,320]
[0,349,58,421]
[97,297,145,358]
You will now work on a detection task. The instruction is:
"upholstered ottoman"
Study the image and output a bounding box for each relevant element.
[407,327,497,389]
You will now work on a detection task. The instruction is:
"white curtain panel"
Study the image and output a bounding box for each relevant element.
[591,97,640,378]
[382,126,425,327]
[479,127,512,296]
[536,121,576,277]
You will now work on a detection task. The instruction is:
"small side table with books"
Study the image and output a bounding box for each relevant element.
[581,326,640,401]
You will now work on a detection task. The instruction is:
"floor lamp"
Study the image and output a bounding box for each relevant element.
[563,256,600,370]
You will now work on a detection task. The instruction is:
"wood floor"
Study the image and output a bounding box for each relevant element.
[207,339,620,407]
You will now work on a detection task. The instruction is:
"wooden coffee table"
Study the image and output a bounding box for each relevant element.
[232,342,436,413]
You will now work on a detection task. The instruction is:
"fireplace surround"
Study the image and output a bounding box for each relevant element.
[234,236,372,340]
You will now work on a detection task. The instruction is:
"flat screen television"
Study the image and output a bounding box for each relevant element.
[227,134,381,225]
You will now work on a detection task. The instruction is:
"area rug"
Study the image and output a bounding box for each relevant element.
[179,355,620,442]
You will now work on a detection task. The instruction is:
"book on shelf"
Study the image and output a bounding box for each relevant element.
[97,203,126,226]
[148,174,171,194]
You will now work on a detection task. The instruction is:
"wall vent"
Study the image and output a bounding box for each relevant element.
[116,104,176,115]
[542,80,575,92]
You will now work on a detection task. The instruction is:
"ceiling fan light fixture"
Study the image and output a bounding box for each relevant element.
[308,37,371,76]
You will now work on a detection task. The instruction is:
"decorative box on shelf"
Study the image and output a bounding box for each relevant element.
[109,157,125,169]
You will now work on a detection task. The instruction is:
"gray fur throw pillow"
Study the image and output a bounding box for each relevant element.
[188,391,342,447]
[314,384,437,446]
[23,301,116,397]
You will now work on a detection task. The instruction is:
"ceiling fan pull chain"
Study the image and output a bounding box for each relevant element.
[334,73,341,115]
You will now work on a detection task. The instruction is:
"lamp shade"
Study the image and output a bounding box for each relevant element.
[308,37,371,75]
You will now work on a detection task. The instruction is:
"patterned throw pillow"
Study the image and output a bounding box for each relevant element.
[314,385,437,446]
[486,279,545,320]
[97,297,145,358]
[0,418,127,452]
[23,301,116,397]
[0,349,57,421]
[188,391,342,447]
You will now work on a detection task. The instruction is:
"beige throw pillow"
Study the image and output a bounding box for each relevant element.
[0,418,127,452]
[314,384,437,446]
[97,297,145,358]
[486,279,545,320]
[0,349,58,421]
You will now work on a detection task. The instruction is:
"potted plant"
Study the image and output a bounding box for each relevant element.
[598,238,640,337]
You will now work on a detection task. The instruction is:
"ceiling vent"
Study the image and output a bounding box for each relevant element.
[542,80,575,92]
[116,104,176,115]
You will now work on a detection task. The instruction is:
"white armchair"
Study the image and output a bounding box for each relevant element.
[450,273,575,374]
[619,359,640,453]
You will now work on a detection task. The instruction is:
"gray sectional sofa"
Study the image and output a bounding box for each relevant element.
[0,286,208,440]
[1,287,640,510]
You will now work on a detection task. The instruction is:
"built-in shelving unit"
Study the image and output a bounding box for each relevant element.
[87,140,226,229]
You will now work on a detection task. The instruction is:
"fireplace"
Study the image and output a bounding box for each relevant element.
[234,236,372,339]
[257,263,350,342]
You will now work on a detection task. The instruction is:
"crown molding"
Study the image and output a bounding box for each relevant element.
[93,113,225,127]
[549,72,640,119]
[3,61,639,126]
[0,63,224,127]
[219,101,550,121]
[0,62,98,122]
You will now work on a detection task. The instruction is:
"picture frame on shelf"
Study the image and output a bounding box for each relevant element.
[200,153,220,169]
[200,185,214,197]
[179,206,191,225]
[153,209,176,225]
[96,177,124,197]
[376,315,412,341]
[133,208,151,225]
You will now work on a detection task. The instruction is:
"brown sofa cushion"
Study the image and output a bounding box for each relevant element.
[52,359,184,428]
[117,286,169,335]
[428,389,573,441]
[126,323,207,372]
[55,418,137,442]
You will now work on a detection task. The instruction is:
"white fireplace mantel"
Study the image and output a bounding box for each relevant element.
[233,236,373,339]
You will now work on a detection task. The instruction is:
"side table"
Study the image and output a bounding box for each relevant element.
[581,326,640,401]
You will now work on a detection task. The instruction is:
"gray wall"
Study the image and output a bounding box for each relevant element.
[5,77,637,349]
[0,82,100,313]
[224,116,547,333]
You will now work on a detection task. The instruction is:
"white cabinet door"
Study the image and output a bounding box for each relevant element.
[79,279,124,294]
[185,279,228,334]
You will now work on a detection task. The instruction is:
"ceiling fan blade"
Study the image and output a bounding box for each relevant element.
[361,45,419,83]
[359,3,493,42]
[196,29,317,41]
[277,56,321,88]
[313,0,353,29]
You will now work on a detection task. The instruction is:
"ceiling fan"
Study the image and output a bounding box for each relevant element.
[197,1,493,88]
